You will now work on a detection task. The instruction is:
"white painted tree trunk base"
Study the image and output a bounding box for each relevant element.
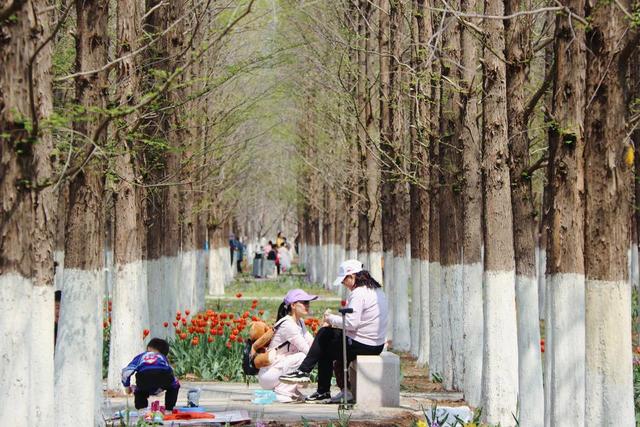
[462,262,483,407]
[55,269,103,427]
[585,279,634,426]
[147,257,175,339]
[369,251,383,285]
[429,261,443,377]
[441,264,464,390]
[628,245,639,289]
[357,251,368,273]
[515,274,544,427]
[0,274,33,427]
[393,253,411,352]
[0,274,55,427]
[416,259,430,367]
[195,249,206,313]
[346,249,357,264]
[547,273,585,427]
[537,249,546,320]
[107,260,149,392]
[410,258,422,357]
[179,250,197,311]
[207,249,225,296]
[383,251,395,341]
[481,270,518,427]
[30,285,55,427]
[54,250,65,291]
[317,244,327,287]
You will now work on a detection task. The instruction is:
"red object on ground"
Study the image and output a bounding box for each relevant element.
[164,411,216,420]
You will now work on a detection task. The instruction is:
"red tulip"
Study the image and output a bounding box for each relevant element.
[143,329,150,338]
[185,309,191,316]
[180,332,187,340]
[208,336,214,343]
[236,293,242,298]
[172,321,178,328]
[163,322,169,328]
[341,300,347,307]
[226,341,232,349]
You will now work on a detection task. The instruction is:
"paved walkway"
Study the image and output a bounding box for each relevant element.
[102,381,471,425]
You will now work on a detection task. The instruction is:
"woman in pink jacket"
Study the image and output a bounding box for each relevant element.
[257,289,317,402]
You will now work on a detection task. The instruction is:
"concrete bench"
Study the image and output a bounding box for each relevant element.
[348,351,400,407]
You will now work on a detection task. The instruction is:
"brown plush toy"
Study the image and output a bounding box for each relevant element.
[249,321,275,369]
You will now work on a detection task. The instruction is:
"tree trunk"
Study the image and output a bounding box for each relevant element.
[389,0,411,352]
[378,0,397,343]
[106,0,150,392]
[410,0,432,364]
[439,8,464,390]
[546,0,587,424]
[480,0,519,422]
[459,0,483,406]
[55,1,109,425]
[429,59,443,378]
[0,2,56,425]
[504,0,544,423]
[583,2,635,422]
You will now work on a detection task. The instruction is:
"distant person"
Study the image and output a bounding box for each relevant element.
[54,290,61,347]
[266,241,278,278]
[229,234,236,266]
[278,244,292,273]
[236,238,246,273]
[122,338,180,412]
[276,231,286,248]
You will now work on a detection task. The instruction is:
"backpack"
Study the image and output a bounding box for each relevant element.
[242,318,288,376]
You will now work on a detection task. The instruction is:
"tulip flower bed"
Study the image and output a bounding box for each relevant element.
[165,296,323,381]
[168,298,261,381]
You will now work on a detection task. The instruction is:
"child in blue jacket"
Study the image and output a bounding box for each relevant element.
[121,338,180,410]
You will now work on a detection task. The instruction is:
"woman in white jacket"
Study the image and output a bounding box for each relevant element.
[257,288,317,402]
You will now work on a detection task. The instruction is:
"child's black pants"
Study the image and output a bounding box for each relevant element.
[134,370,179,410]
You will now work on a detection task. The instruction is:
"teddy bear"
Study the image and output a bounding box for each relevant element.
[249,321,276,369]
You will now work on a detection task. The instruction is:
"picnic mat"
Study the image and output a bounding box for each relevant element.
[162,410,250,425]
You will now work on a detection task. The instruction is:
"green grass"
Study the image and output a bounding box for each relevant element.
[207,275,344,323]
[225,274,339,298]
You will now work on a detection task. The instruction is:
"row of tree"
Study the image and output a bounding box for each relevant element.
[289,0,639,425]
[0,0,279,425]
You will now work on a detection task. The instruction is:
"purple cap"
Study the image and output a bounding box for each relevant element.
[283,288,318,306]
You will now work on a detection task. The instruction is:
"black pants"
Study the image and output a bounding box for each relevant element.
[237,259,243,273]
[134,370,180,410]
[299,327,384,394]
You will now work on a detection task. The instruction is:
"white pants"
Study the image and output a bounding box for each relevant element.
[257,352,306,398]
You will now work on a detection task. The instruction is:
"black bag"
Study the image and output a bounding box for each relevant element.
[242,318,289,376]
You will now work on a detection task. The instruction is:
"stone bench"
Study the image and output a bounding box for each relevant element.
[348,351,400,407]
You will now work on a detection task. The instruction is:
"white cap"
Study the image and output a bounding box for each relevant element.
[332,259,364,288]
